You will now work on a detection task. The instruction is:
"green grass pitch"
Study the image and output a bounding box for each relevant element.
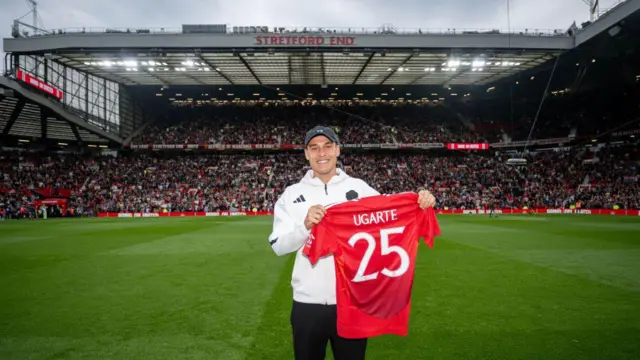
[1,215,639,360]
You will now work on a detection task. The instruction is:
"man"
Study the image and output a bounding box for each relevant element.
[489,199,498,218]
[268,125,436,360]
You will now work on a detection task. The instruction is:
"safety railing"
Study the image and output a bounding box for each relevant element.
[12,24,571,38]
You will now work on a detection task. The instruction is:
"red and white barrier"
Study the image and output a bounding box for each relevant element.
[98,211,274,218]
[436,208,640,216]
[97,209,640,218]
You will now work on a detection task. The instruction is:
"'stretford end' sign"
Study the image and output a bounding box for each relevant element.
[255,35,356,46]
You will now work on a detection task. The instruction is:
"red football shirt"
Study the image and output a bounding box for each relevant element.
[303,192,441,339]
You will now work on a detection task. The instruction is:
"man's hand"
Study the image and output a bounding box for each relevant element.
[304,205,326,230]
[418,189,436,209]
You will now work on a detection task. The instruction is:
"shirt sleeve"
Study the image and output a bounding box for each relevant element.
[357,179,380,198]
[419,208,442,247]
[303,221,336,266]
[268,188,311,256]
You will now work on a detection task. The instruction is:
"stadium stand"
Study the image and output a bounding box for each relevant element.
[133,104,479,146]
[1,139,638,219]
[2,80,640,219]
[2,8,640,220]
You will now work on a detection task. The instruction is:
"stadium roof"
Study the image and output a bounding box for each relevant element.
[51,50,559,87]
[5,23,575,87]
[4,0,640,88]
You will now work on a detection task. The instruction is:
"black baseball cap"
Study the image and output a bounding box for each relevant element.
[304,126,340,146]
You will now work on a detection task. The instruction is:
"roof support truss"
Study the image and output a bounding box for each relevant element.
[379,53,415,84]
[196,54,234,84]
[69,123,82,143]
[353,52,375,84]
[237,54,262,84]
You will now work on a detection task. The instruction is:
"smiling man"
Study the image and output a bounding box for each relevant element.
[268,125,435,360]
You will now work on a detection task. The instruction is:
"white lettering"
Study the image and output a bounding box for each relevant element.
[353,209,398,226]
[349,226,409,283]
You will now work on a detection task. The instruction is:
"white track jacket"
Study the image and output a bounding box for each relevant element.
[268,168,379,305]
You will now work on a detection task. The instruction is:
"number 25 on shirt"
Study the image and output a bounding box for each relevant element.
[303,193,442,339]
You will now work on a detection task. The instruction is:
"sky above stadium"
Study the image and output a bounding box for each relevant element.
[0,0,623,71]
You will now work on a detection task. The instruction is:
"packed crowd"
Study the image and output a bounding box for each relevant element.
[132,80,640,148]
[135,104,485,146]
[455,81,640,143]
[1,143,638,218]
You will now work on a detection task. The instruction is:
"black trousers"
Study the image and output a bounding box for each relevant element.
[291,300,367,360]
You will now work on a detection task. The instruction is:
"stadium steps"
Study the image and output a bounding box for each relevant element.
[0,95,109,143]
[8,102,41,138]
[0,97,19,133]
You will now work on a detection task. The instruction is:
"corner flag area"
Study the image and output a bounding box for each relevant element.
[1,215,639,359]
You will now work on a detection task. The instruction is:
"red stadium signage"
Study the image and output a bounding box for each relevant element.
[128,143,284,150]
[254,35,356,46]
[32,198,68,214]
[15,69,63,100]
[397,143,444,149]
[447,143,490,150]
[97,209,640,218]
[98,211,274,218]
[127,143,445,150]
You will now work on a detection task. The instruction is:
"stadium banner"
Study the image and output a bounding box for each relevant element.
[435,208,640,216]
[279,144,304,149]
[98,211,275,218]
[536,137,572,145]
[397,143,444,149]
[130,143,286,150]
[127,140,592,151]
[254,35,356,47]
[490,137,572,148]
[98,209,640,218]
[447,143,490,150]
[128,143,444,150]
[15,69,64,100]
[612,128,640,137]
[490,140,535,148]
